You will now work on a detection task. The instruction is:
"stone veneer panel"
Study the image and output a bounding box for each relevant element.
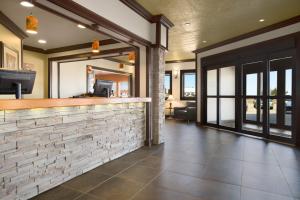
[152,47,166,144]
[0,103,146,200]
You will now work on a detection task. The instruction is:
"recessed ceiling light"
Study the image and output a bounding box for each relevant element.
[202,40,207,43]
[38,39,47,44]
[184,22,191,26]
[20,1,34,7]
[259,19,265,22]
[77,24,86,29]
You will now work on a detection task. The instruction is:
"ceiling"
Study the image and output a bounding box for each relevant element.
[0,0,109,50]
[136,0,300,61]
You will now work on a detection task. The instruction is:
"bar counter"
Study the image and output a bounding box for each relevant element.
[0,97,150,199]
[0,97,151,110]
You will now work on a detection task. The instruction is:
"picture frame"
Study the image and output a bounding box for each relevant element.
[0,41,19,70]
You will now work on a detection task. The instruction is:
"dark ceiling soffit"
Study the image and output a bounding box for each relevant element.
[193,15,300,54]
[104,57,135,66]
[0,11,28,39]
[119,0,174,28]
[46,0,152,47]
[166,59,195,64]
[48,46,135,61]
[23,39,120,54]
[151,14,174,28]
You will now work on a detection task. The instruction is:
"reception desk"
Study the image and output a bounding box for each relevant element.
[0,97,150,199]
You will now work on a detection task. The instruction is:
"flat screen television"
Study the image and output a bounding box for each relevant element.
[93,80,113,97]
[0,69,36,99]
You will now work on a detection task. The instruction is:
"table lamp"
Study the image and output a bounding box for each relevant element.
[167,95,175,116]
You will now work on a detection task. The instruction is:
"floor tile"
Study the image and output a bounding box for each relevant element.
[152,171,241,200]
[117,164,161,184]
[64,171,111,193]
[241,187,293,200]
[90,159,133,176]
[31,186,82,200]
[88,177,143,200]
[132,184,200,200]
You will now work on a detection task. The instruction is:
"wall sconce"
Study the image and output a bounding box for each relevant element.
[174,69,179,79]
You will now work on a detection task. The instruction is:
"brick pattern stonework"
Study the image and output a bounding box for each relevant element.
[152,47,166,144]
[0,103,146,200]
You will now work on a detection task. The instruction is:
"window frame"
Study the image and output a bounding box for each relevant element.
[180,69,196,100]
[164,71,172,95]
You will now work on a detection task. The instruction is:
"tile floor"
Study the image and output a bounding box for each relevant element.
[31,120,300,200]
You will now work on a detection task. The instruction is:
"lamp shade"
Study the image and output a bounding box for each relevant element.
[167,95,174,101]
[92,40,100,53]
[128,52,135,63]
[26,15,38,34]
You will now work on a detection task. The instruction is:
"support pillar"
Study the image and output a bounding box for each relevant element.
[151,47,166,144]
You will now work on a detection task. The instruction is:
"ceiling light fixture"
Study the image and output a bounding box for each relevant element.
[20,1,34,7]
[77,24,86,29]
[92,40,100,53]
[184,22,191,26]
[26,14,38,34]
[259,19,265,22]
[202,40,207,43]
[38,39,47,44]
[128,52,135,63]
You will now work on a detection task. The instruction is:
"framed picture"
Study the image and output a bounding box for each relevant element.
[0,41,19,70]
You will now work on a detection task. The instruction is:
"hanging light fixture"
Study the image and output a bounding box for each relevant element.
[92,40,100,53]
[128,52,135,63]
[26,14,38,34]
[119,63,124,69]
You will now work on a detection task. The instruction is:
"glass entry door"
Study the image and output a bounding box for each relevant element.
[242,61,265,135]
[268,57,293,139]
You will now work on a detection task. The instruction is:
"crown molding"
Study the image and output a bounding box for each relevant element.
[0,11,27,39]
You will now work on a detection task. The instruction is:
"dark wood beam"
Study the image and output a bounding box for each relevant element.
[166,59,195,64]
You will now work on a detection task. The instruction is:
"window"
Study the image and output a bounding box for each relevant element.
[180,70,196,100]
[164,71,172,95]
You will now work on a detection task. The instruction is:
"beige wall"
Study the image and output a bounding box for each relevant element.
[0,24,22,70]
[23,50,48,98]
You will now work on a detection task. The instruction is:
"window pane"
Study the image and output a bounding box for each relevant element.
[164,73,171,94]
[285,69,292,96]
[269,99,277,124]
[246,74,257,96]
[207,98,217,124]
[220,66,235,95]
[183,72,195,98]
[285,99,292,126]
[245,98,257,121]
[207,70,217,95]
[269,71,277,96]
[219,98,235,128]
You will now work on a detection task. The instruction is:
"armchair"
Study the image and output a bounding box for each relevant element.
[173,102,196,123]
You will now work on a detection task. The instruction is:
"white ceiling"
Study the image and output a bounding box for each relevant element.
[0,0,109,50]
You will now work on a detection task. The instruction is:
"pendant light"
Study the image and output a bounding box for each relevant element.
[128,52,135,63]
[92,40,100,53]
[26,14,38,34]
[119,63,124,69]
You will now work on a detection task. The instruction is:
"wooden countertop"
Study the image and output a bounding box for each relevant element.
[0,97,151,110]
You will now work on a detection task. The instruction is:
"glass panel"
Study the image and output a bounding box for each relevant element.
[285,69,292,96]
[119,82,129,97]
[243,98,263,133]
[269,99,277,125]
[219,66,235,95]
[245,98,257,121]
[219,98,235,128]
[183,72,196,98]
[285,99,292,126]
[260,72,263,96]
[207,98,217,124]
[246,73,257,96]
[207,70,217,96]
[164,73,171,94]
[269,71,277,96]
